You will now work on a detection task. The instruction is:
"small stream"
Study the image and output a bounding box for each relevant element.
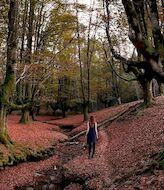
[17,179,82,190]
[17,138,86,190]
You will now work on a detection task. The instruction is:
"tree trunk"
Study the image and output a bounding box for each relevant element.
[62,110,66,118]
[152,79,157,97]
[143,80,155,106]
[135,83,140,100]
[117,97,121,104]
[21,0,35,124]
[30,108,36,121]
[0,0,18,144]
[158,81,164,96]
[20,109,30,124]
[0,106,12,144]
[36,106,40,115]
[20,0,28,63]
[83,103,89,121]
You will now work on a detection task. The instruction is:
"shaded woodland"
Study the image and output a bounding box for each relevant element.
[0,1,163,190]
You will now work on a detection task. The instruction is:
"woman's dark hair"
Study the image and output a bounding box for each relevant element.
[90,115,95,123]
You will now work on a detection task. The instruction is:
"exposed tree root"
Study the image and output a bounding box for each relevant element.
[0,133,13,146]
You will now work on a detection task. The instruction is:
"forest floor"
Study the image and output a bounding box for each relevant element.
[0,97,164,190]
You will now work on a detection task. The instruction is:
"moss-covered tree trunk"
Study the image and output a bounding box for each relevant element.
[0,0,18,144]
[20,109,31,124]
[143,80,155,106]
[0,106,11,144]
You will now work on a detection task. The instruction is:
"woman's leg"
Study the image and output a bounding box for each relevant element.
[88,142,92,157]
[92,142,95,157]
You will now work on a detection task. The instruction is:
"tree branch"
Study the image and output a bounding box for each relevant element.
[148,0,164,58]
[16,65,30,85]
[103,45,137,82]
[104,0,144,69]
[107,60,137,82]
[10,102,31,111]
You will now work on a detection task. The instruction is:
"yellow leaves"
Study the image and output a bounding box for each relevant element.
[55,60,79,78]
[63,31,73,41]
[59,12,76,23]
[74,3,87,11]
[50,8,76,26]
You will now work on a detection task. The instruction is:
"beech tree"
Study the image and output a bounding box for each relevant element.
[0,0,18,144]
[16,0,75,123]
[75,0,100,121]
[104,0,164,106]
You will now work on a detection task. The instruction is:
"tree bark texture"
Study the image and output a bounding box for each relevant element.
[0,0,18,144]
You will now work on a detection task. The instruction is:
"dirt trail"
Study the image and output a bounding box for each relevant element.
[63,130,115,189]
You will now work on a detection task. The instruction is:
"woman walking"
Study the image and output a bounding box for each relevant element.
[86,116,98,159]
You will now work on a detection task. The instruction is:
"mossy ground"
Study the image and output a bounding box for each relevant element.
[0,142,55,168]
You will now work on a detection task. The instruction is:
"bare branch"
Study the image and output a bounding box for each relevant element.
[103,45,137,82]
[107,60,137,82]
[103,0,144,69]
[16,65,30,85]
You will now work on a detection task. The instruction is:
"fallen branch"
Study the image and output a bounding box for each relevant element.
[64,141,80,145]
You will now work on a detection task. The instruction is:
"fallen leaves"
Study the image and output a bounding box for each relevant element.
[62,97,164,189]
[0,97,164,190]
[7,115,67,150]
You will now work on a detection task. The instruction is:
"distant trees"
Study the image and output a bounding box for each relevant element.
[15,0,77,123]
